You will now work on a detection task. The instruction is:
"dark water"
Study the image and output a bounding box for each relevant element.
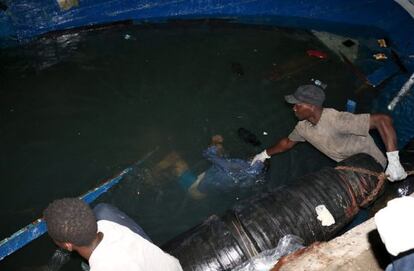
[0,22,356,270]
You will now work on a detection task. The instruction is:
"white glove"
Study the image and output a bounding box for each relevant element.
[250,150,270,166]
[375,196,414,256]
[385,151,407,182]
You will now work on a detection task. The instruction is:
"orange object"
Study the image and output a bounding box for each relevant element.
[378,39,388,48]
[307,50,328,59]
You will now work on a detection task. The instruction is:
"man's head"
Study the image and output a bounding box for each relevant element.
[43,198,97,250]
[285,85,325,121]
[285,85,325,107]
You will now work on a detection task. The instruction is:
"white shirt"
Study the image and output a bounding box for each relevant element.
[89,220,183,271]
[375,196,414,256]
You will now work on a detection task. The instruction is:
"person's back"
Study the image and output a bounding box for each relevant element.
[90,220,182,271]
[43,198,183,271]
[289,108,386,168]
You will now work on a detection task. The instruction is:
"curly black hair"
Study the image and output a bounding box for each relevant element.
[43,198,97,246]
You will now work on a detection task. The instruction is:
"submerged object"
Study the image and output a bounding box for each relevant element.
[377,39,388,48]
[197,146,265,193]
[163,153,385,270]
[311,78,327,89]
[306,49,328,59]
[231,62,245,76]
[238,128,261,146]
[373,53,388,60]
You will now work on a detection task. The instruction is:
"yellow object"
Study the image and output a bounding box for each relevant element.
[373,53,388,60]
[377,39,388,48]
[57,0,79,11]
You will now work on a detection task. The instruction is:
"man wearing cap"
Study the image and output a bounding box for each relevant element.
[251,84,407,182]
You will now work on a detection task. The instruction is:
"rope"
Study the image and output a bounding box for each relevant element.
[335,166,414,179]
[335,166,414,207]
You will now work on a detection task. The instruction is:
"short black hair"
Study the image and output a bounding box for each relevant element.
[43,198,97,246]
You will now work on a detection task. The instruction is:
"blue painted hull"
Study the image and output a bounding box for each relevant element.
[0,147,158,261]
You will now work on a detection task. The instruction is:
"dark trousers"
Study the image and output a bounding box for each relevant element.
[93,203,152,242]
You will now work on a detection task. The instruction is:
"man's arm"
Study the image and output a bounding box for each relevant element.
[251,137,297,165]
[369,113,407,181]
[266,137,298,156]
[369,114,397,152]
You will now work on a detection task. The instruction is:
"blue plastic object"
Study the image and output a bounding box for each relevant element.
[197,146,265,193]
[346,99,357,113]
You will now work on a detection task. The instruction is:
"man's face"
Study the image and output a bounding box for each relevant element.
[292,103,313,120]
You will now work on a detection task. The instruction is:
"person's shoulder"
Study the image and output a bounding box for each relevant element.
[325,108,363,119]
[323,108,340,115]
[295,119,308,128]
[97,219,127,233]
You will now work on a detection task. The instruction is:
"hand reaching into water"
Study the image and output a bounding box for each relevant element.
[250,150,270,166]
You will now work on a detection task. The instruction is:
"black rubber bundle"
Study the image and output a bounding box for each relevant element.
[162,153,383,271]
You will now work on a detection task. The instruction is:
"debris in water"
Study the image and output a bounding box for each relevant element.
[377,38,388,48]
[342,39,356,47]
[373,53,388,60]
[238,128,261,146]
[231,62,244,76]
[311,78,327,89]
[306,49,328,59]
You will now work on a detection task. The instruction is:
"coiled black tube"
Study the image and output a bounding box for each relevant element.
[163,153,383,271]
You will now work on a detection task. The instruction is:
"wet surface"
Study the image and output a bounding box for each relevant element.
[0,22,358,270]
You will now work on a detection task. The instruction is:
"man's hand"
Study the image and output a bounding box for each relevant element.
[385,151,408,181]
[251,150,270,166]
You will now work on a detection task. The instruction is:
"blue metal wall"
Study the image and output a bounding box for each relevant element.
[1,0,413,69]
[1,0,413,146]
[1,1,413,53]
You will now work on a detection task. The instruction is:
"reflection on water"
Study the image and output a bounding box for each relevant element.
[0,22,355,270]
[2,33,82,72]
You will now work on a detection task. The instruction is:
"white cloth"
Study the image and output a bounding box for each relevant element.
[89,220,183,271]
[374,196,414,256]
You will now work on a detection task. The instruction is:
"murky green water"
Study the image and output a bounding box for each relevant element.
[0,22,356,270]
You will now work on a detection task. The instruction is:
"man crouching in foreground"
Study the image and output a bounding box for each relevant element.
[43,198,183,271]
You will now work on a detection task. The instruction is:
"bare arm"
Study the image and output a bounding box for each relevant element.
[369,114,397,152]
[266,137,298,156]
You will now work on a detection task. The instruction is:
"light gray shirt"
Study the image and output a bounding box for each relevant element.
[288,108,386,168]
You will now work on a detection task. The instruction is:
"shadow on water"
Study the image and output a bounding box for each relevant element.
[0,21,361,270]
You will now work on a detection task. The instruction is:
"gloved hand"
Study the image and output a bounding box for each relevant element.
[250,150,270,166]
[385,151,407,182]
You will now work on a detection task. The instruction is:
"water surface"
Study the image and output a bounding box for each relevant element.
[0,22,356,270]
